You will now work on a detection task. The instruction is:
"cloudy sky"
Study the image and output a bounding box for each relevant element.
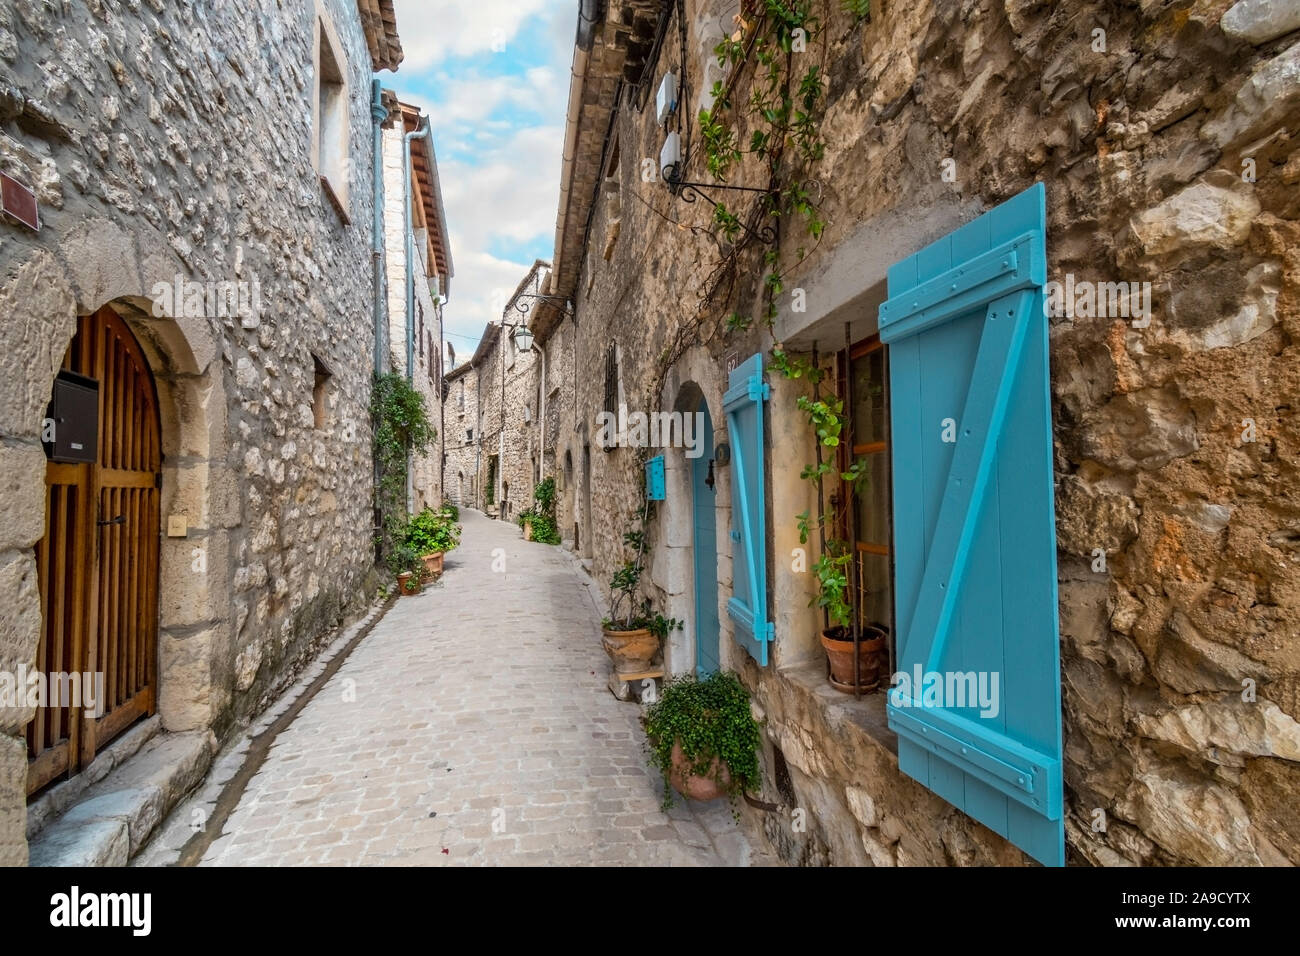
[379,0,574,362]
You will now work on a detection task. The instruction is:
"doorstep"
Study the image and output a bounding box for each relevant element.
[27,725,214,866]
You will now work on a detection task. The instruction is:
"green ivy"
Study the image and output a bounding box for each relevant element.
[371,372,436,566]
[403,506,461,555]
[518,477,562,545]
[644,671,762,809]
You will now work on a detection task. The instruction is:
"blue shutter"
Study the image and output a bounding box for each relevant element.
[723,353,773,666]
[879,183,1064,866]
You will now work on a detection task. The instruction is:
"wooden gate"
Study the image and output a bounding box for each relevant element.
[28,306,161,794]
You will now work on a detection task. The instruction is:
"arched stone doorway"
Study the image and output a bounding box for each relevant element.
[3,236,226,818]
[28,306,163,793]
[658,350,729,678]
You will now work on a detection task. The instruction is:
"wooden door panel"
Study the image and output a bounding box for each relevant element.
[28,306,160,795]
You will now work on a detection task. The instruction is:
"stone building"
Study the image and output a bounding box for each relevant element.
[382,99,453,512]
[0,0,404,864]
[444,357,481,509]
[531,0,1300,866]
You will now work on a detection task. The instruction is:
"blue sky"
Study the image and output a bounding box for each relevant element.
[379,0,574,360]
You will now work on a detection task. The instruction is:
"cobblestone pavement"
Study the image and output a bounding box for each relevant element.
[198,509,777,866]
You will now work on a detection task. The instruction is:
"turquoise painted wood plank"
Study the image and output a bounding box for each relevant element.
[881,183,1063,866]
[723,353,771,666]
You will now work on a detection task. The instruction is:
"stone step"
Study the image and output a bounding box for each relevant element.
[28,730,213,867]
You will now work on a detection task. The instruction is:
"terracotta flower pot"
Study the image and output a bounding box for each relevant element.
[397,572,421,597]
[421,552,444,579]
[820,625,887,693]
[600,626,659,673]
[669,740,731,801]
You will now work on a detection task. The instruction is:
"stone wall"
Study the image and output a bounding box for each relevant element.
[547,0,1300,865]
[476,319,539,521]
[0,0,389,862]
[444,364,479,507]
[541,316,580,545]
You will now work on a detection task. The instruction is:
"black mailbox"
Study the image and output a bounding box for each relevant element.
[44,371,98,464]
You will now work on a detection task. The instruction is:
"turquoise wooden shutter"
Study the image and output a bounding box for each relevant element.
[723,353,773,666]
[879,183,1064,866]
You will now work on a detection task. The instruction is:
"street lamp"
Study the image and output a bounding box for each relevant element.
[511,322,534,352]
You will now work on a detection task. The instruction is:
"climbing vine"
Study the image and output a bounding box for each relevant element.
[693,0,841,330]
[371,372,436,564]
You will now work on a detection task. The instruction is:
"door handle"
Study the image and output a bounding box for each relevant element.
[97,514,125,527]
[730,530,741,541]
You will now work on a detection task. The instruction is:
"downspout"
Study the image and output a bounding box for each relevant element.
[437,296,446,505]
[403,116,432,384]
[370,78,388,374]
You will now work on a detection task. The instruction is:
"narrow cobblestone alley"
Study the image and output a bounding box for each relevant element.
[195,510,775,866]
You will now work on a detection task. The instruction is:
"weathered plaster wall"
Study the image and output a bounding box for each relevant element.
[381,119,443,510]
[0,0,384,862]
[555,0,1300,866]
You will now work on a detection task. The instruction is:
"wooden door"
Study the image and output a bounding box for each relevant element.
[28,306,161,794]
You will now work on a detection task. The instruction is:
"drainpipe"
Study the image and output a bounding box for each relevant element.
[370,79,389,374]
[437,296,446,506]
[403,115,432,383]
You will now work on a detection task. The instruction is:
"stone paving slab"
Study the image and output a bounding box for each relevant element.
[194,509,778,867]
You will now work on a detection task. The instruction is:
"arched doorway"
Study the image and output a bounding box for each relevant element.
[28,306,161,794]
[691,403,719,675]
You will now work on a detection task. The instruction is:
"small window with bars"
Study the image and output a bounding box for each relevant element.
[603,343,618,420]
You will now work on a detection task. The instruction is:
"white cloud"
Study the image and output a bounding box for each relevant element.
[388,0,560,70]
[384,0,576,356]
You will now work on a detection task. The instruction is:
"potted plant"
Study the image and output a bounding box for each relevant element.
[601,527,682,673]
[387,544,424,597]
[517,477,560,545]
[644,671,761,807]
[403,506,461,579]
[773,347,887,694]
[815,540,887,692]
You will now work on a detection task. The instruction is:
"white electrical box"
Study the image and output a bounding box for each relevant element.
[656,72,678,124]
[659,131,681,182]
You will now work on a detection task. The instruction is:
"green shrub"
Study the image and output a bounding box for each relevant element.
[402,506,461,555]
[517,477,561,545]
[441,503,459,522]
[644,671,762,809]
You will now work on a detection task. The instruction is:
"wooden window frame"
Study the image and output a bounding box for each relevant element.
[837,335,896,656]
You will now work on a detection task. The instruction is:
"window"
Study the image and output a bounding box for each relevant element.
[313,7,349,219]
[466,428,473,442]
[603,343,618,418]
[602,135,621,260]
[312,354,332,429]
[843,338,893,646]
[507,332,516,369]
[418,303,425,360]
[458,380,465,412]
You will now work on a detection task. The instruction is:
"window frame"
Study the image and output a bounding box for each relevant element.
[312,3,350,221]
[838,335,896,664]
